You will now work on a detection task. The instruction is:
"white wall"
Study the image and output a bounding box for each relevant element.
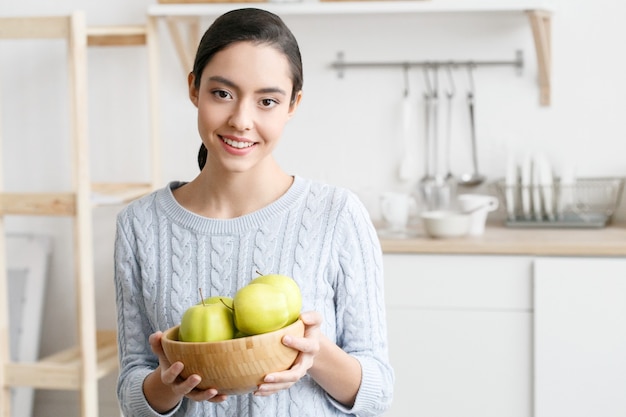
[1,0,625,416]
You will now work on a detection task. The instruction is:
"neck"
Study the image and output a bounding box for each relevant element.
[173,161,293,219]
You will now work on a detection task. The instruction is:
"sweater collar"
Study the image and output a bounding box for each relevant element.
[156,176,307,234]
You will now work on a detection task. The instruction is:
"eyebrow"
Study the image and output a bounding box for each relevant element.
[208,75,288,97]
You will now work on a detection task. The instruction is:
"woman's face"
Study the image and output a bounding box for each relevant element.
[189,41,302,175]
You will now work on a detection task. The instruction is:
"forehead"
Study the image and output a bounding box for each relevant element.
[201,41,292,89]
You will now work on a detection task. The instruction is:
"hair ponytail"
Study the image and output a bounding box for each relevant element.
[198,143,207,170]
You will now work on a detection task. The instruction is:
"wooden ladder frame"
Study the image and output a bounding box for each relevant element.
[0,11,160,417]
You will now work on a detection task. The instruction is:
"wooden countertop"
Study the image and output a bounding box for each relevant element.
[378,222,626,256]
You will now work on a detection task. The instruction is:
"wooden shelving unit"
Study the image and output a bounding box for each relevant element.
[147,0,554,105]
[0,11,159,417]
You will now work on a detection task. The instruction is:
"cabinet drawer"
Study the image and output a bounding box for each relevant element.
[383,254,532,310]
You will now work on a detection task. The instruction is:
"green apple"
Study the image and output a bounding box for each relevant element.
[179,298,235,342]
[233,282,290,335]
[250,273,302,324]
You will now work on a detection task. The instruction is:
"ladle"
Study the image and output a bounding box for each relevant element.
[458,64,486,187]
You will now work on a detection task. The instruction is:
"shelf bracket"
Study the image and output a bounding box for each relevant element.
[527,10,552,106]
[164,16,201,73]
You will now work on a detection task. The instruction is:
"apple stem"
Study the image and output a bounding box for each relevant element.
[198,288,205,306]
[220,298,233,311]
[255,270,264,277]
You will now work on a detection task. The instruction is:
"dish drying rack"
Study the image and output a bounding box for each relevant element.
[493,177,625,228]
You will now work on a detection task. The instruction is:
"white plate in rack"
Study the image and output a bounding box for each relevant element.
[520,153,533,220]
[531,154,542,220]
[536,153,555,221]
[505,153,518,220]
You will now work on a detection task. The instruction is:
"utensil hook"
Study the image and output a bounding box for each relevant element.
[467,62,476,98]
[432,64,439,100]
[422,64,433,99]
[402,63,410,98]
[444,63,455,99]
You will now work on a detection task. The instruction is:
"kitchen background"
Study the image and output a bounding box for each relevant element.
[1,0,625,415]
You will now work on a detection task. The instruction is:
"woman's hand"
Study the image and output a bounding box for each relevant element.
[146,331,228,410]
[253,311,322,396]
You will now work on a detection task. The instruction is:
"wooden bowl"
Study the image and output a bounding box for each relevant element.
[161,319,304,395]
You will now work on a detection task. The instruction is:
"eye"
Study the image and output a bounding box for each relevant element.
[211,89,233,100]
[260,98,278,108]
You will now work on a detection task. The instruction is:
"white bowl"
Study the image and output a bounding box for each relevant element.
[420,210,471,238]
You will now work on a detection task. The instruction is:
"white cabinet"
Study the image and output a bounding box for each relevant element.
[383,254,533,417]
[384,253,626,417]
[534,257,626,417]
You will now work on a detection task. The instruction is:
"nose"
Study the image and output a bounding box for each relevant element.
[228,100,254,131]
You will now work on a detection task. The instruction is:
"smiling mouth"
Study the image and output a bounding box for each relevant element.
[220,136,255,149]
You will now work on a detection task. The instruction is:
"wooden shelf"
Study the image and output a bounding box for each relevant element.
[91,182,154,206]
[4,331,118,390]
[0,192,77,216]
[148,0,555,16]
[0,184,153,215]
[87,25,147,47]
[147,0,554,105]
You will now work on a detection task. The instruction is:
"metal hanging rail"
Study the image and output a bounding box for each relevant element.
[331,50,524,78]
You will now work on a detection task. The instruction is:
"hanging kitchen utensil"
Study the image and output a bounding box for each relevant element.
[443,64,456,183]
[418,64,438,210]
[398,64,416,182]
[429,65,455,210]
[458,63,486,187]
[430,65,440,177]
[439,63,458,208]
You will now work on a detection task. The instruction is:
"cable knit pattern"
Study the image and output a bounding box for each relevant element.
[114,176,394,417]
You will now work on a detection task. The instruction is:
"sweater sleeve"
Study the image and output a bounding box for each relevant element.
[328,192,395,416]
[114,207,183,417]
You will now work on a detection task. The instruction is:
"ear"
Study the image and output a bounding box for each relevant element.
[287,90,303,119]
[188,72,199,107]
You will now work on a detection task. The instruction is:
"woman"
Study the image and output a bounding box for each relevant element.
[114,8,394,417]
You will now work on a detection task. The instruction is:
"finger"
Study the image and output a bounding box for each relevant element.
[299,311,322,327]
[255,384,291,396]
[278,358,313,384]
[186,387,224,402]
[207,394,229,403]
[262,353,313,386]
[282,334,308,351]
[149,332,165,356]
[174,374,202,397]
[161,362,184,385]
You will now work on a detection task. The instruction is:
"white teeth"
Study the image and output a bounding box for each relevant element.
[222,137,253,149]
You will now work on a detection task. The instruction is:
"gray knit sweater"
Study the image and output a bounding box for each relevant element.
[114,176,394,417]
